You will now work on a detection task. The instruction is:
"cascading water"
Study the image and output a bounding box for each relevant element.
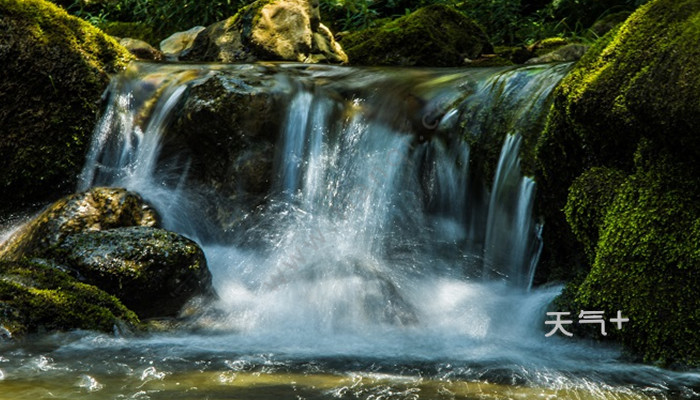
[2,62,699,399]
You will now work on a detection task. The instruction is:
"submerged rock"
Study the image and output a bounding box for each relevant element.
[535,0,700,366]
[47,227,211,318]
[0,187,214,324]
[340,5,493,67]
[0,0,133,213]
[182,0,347,63]
[0,259,139,336]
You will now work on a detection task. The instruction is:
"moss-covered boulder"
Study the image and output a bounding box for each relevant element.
[534,0,700,366]
[0,187,159,261]
[0,187,213,320]
[0,0,133,213]
[182,0,347,63]
[0,259,138,337]
[564,167,626,262]
[45,227,211,318]
[340,5,493,67]
[573,154,700,367]
[534,0,700,283]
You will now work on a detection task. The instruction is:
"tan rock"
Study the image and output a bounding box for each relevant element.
[120,37,163,61]
[182,0,346,64]
[159,26,206,60]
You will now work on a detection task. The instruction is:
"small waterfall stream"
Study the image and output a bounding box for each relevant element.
[2,62,698,399]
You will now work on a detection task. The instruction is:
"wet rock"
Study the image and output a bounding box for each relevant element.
[47,227,212,318]
[0,0,133,213]
[590,11,632,37]
[166,73,283,233]
[0,187,214,321]
[525,44,588,64]
[536,0,700,366]
[340,5,492,67]
[119,37,163,61]
[159,26,205,60]
[0,187,159,261]
[182,0,347,63]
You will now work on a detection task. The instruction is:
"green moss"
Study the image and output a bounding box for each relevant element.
[0,259,139,336]
[533,37,568,56]
[0,0,133,213]
[534,0,700,284]
[572,154,700,367]
[564,167,627,262]
[341,5,493,67]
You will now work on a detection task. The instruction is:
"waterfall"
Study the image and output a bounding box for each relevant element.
[79,62,571,334]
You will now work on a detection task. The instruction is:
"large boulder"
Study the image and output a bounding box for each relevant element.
[45,227,210,318]
[0,259,139,337]
[0,0,133,213]
[182,0,347,63]
[340,5,493,67]
[566,151,700,367]
[534,0,700,366]
[165,72,284,233]
[535,0,700,283]
[0,187,213,320]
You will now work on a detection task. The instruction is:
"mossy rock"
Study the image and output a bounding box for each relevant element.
[0,259,138,336]
[1,187,214,320]
[46,226,212,318]
[340,5,493,67]
[572,154,700,367]
[564,167,627,262]
[0,0,133,213]
[534,0,700,283]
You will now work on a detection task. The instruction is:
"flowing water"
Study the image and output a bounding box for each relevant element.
[1,62,699,399]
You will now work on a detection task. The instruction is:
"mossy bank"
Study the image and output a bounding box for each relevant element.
[0,0,133,213]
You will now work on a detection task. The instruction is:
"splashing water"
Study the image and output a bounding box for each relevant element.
[2,62,699,399]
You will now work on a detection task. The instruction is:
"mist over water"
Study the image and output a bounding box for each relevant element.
[2,62,699,398]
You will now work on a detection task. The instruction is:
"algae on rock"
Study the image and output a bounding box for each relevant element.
[0,259,139,337]
[0,187,214,332]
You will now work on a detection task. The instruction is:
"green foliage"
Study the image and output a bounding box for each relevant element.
[547,0,650,31]
[322,0,648,45]
[58,0,253,42]
[100,21,156,43]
